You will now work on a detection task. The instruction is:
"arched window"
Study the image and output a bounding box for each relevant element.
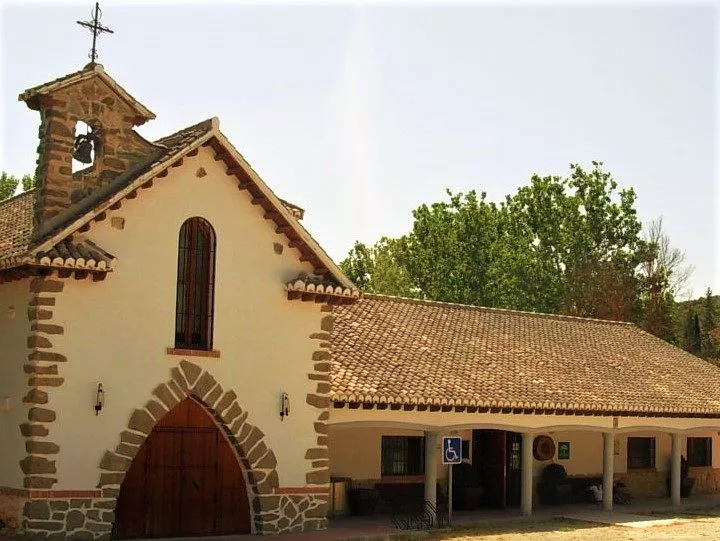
[175,217,216,350]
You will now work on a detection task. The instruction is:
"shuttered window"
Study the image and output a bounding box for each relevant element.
[627,437,655,469]
[381,436,424,476]
[175,218,216,350]
[687,437,712,467]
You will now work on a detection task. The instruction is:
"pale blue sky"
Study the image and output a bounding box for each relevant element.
[1,1,717,298]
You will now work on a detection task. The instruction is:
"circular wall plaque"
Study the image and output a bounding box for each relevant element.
[533,435,556,461]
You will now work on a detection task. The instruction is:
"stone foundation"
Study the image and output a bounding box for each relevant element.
[255,493,328,534]
[18,491,328,539]
[22,498,114,541]
[0,491,25,536]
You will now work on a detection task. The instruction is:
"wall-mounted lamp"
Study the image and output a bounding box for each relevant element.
[0,396,10,412]
[95,384,104,415]
[280,392,290,421]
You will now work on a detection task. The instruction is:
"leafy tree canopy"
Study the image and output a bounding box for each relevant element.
[343,162,650,320]
[341,162,703,349]
[1,172,36,201]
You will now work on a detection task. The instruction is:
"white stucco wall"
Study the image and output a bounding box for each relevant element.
[530,431,718,476]
[329,426,471,481]
[46,146,325,489]
[330,424,720,484]
[0,279,31,488]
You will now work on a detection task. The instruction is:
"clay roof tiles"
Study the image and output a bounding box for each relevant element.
[0,190,34,262]
[36,239,114,270]
[330,294,720,417]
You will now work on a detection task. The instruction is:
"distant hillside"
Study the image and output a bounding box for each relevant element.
[677,294,720,314]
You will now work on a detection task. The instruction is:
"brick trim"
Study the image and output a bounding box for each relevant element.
[166,347,221,358]
[274,486,329,494]
[0,486,101,498]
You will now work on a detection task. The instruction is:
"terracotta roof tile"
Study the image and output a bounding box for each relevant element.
[330,294,720,416]
[0,190,35,261]
[287,274,360,299]
[36,239,114,270]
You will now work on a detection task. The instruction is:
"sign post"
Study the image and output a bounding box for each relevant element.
[442,436,462,526]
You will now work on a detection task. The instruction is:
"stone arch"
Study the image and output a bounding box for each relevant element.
[93,360,281,537]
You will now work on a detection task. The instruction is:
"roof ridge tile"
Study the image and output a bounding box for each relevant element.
[363,293,634,326]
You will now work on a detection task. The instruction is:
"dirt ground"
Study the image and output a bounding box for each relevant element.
[427,514,720,540]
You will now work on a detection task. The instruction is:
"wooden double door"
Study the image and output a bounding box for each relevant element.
[471,429,522,508]
[114,398,251,538]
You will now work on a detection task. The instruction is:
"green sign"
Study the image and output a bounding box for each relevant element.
[558,441,570,460]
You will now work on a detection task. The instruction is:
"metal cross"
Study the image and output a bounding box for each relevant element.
[76,2,114,64]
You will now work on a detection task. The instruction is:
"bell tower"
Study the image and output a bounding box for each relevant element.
[18,63,157,236]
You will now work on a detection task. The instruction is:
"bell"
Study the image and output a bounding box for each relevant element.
[73,138,94,164]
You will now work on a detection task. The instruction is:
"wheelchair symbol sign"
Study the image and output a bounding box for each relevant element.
[442,436,463,464]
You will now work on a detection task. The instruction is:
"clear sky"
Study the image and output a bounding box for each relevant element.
[1,0,717,299]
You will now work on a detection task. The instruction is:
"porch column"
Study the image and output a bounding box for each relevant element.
[521,432,534,516]
[602,432,614,511]
[424,431,439,511]
[670,432,681,508]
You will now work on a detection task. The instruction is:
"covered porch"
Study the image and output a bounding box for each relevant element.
[328,407,720,523]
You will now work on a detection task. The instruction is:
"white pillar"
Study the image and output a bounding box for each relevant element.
[521,432,534,516]
[671,433,681,508]
[602,432,614,511]
[424,431,439,512]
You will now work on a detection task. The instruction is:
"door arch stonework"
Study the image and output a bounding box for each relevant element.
[91,360,298,536]
[19,360,329,540]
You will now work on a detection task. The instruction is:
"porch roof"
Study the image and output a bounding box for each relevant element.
[330,295,720,417]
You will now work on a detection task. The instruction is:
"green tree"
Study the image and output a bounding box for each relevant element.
[342,162,650,323]
[397,190,507,307]
[683,310,701,355]
[22,174,36,192]
[700,288,719,358]
[638,218,692,342]
[503,162,643,319]
[1,172,36,201]
[0,172,19,200]
[340,238,417,297]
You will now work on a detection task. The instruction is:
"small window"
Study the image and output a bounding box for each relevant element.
[381,436,424,476]
[627,437,655,469]
[175,217,216,350]
[687,437,712,467]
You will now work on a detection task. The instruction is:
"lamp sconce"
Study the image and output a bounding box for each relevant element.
[95,384,104,415]
[0,396,10,412]
[280,392,289,421]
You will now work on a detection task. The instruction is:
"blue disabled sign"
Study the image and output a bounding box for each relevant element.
[442,436,463,465]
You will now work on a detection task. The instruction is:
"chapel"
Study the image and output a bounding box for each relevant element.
[3,17,720,541]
